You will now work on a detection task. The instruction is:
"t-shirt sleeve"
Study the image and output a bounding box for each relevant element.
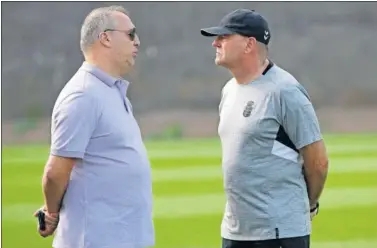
[50,92,98,159]
[280,85,322,150]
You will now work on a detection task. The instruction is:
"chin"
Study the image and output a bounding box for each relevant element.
[123,59,135,69]
[215,59,225,66]
[128,61,135,67]
[129,57,136,66]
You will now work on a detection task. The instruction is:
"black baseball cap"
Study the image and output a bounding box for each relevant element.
[200,9,271,45]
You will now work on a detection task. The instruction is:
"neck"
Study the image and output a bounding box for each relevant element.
[85,52,124,79]
[231,58,269,85]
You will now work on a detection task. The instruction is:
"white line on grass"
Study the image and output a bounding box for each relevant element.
[153,187,377,218]
[3,187,377,222]
[3,158,376,186]
[3,144,377,164]
[168,240,377,248]
[152,166,222,182]
[152,157,377,182]
[312,240,377,248]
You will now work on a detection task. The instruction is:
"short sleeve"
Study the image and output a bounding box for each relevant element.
[50,92,98,159]
[280,85,322,150]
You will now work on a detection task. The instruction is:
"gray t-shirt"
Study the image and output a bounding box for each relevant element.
[218,62,322,241]
[51,62,154,248]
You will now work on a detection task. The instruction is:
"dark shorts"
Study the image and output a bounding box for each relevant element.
[222,235,310,248]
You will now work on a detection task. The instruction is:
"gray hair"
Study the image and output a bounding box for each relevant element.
[80,5,129,54]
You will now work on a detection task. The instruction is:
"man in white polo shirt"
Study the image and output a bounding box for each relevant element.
[34,5,154,248]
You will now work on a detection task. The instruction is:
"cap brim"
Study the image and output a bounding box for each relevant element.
[200,26,235,37]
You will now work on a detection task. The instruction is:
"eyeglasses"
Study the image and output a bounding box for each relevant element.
[103,27,137,41]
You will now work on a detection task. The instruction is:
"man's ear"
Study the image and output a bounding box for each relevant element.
[244,37,256,54]
[99,32,112,48]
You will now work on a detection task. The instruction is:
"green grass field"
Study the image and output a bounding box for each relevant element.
[2,133,377,248]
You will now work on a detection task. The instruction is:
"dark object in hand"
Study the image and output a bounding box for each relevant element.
[37,210,46,231]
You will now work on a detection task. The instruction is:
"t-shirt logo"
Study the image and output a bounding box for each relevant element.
[243,100,254,117]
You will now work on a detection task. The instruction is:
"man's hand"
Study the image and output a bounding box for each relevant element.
[33,206,59,238]
[310,202,319,221]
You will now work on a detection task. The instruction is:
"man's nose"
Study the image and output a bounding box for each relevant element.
[134,34,140,47]
[212,38,220,48]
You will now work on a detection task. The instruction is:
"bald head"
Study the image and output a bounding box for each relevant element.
[80,5,129,54]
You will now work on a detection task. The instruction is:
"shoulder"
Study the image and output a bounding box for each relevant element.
[53,70,106,113]
[221,77,236,97]
[269,64,311,105]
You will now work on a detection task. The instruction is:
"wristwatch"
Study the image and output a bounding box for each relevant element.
[310,202,319,215]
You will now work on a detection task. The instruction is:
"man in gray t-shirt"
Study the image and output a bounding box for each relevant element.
[201,9,329,248]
